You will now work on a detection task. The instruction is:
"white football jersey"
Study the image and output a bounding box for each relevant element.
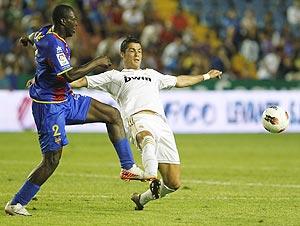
[86,68,177,119]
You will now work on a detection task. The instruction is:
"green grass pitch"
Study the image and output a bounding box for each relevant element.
[0,132,299,225]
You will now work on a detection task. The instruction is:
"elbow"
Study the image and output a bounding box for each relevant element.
[175,82,188,88]
[69,83,76,89]
[65,77,73,83]
[63,72,74,83]
[71,77,87,88]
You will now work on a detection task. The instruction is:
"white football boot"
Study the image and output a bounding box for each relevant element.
[4,201,31,216]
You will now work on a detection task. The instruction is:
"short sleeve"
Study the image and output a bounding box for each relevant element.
[148,69,177,90]
[86,70,120,96]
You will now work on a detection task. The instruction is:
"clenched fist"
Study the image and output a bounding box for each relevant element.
[19,36,34,47]
[96,56,112,69]
[207,70,222,79]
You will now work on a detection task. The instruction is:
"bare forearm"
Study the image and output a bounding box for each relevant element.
[64,56,111,82]
[65,61,98,82]
[175,74,205,88]
[175,70,222,88]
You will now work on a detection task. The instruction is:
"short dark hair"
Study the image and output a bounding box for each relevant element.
[52,4,74,25]
[120,36,141,53]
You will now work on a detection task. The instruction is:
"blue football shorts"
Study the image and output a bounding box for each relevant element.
[32,94,91,153]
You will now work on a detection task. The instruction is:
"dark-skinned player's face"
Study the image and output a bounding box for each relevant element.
[64,10,78,37]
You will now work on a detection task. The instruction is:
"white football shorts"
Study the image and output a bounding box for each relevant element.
[126,112,180,164]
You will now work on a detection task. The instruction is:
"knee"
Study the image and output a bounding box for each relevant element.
[46,157,60,171]
[136,131,153,147]
[165,179,181,190]
[43,153,61,172]
[108,107,122,124]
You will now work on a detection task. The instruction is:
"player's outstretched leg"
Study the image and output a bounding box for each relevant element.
[86,99,145,181]
[131,163,181,210]
[136,131,158,180]
[130,178,161,210]
[131,179,178,210]
[5,149,62,216]
[150,179,161,199]
[131,193,144,211]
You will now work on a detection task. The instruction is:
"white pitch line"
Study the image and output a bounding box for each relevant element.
[56,172,117,179]
[1,160,300,171]
[0,159,118,167]
[55,172,300,189]
[0,190,299,201]
[183,179,300,189]
[1,161,300,189]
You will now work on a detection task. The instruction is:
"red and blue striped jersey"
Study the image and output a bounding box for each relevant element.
[29,25,73,103]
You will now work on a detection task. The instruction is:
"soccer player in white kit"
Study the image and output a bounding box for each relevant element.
[71,37,222,210]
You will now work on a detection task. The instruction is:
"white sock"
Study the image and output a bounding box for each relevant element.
[160,179,176,198]
[140,136,157,177]
[139,179,176,206]
[140,189,154,206]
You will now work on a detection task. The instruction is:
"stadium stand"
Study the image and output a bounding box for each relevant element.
[0,0,299,90]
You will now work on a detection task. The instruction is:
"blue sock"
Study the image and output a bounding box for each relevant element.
[11,180,40,206]
[113,138,135,170]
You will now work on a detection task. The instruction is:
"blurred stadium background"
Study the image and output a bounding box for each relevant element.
[0,0,299,133]
[1,0,300,86]
[1,1,300,224]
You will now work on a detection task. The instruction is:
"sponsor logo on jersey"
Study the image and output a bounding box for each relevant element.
[124,76,151,83]
[56,53,69,67]
[56,46,63,53]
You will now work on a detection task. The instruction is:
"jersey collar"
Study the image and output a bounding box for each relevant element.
[47,25,67,44]
[121,68,141,72]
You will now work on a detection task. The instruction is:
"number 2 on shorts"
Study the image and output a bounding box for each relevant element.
[52,124,61,136]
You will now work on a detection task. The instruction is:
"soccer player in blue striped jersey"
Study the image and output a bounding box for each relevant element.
[5,4,146,216]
